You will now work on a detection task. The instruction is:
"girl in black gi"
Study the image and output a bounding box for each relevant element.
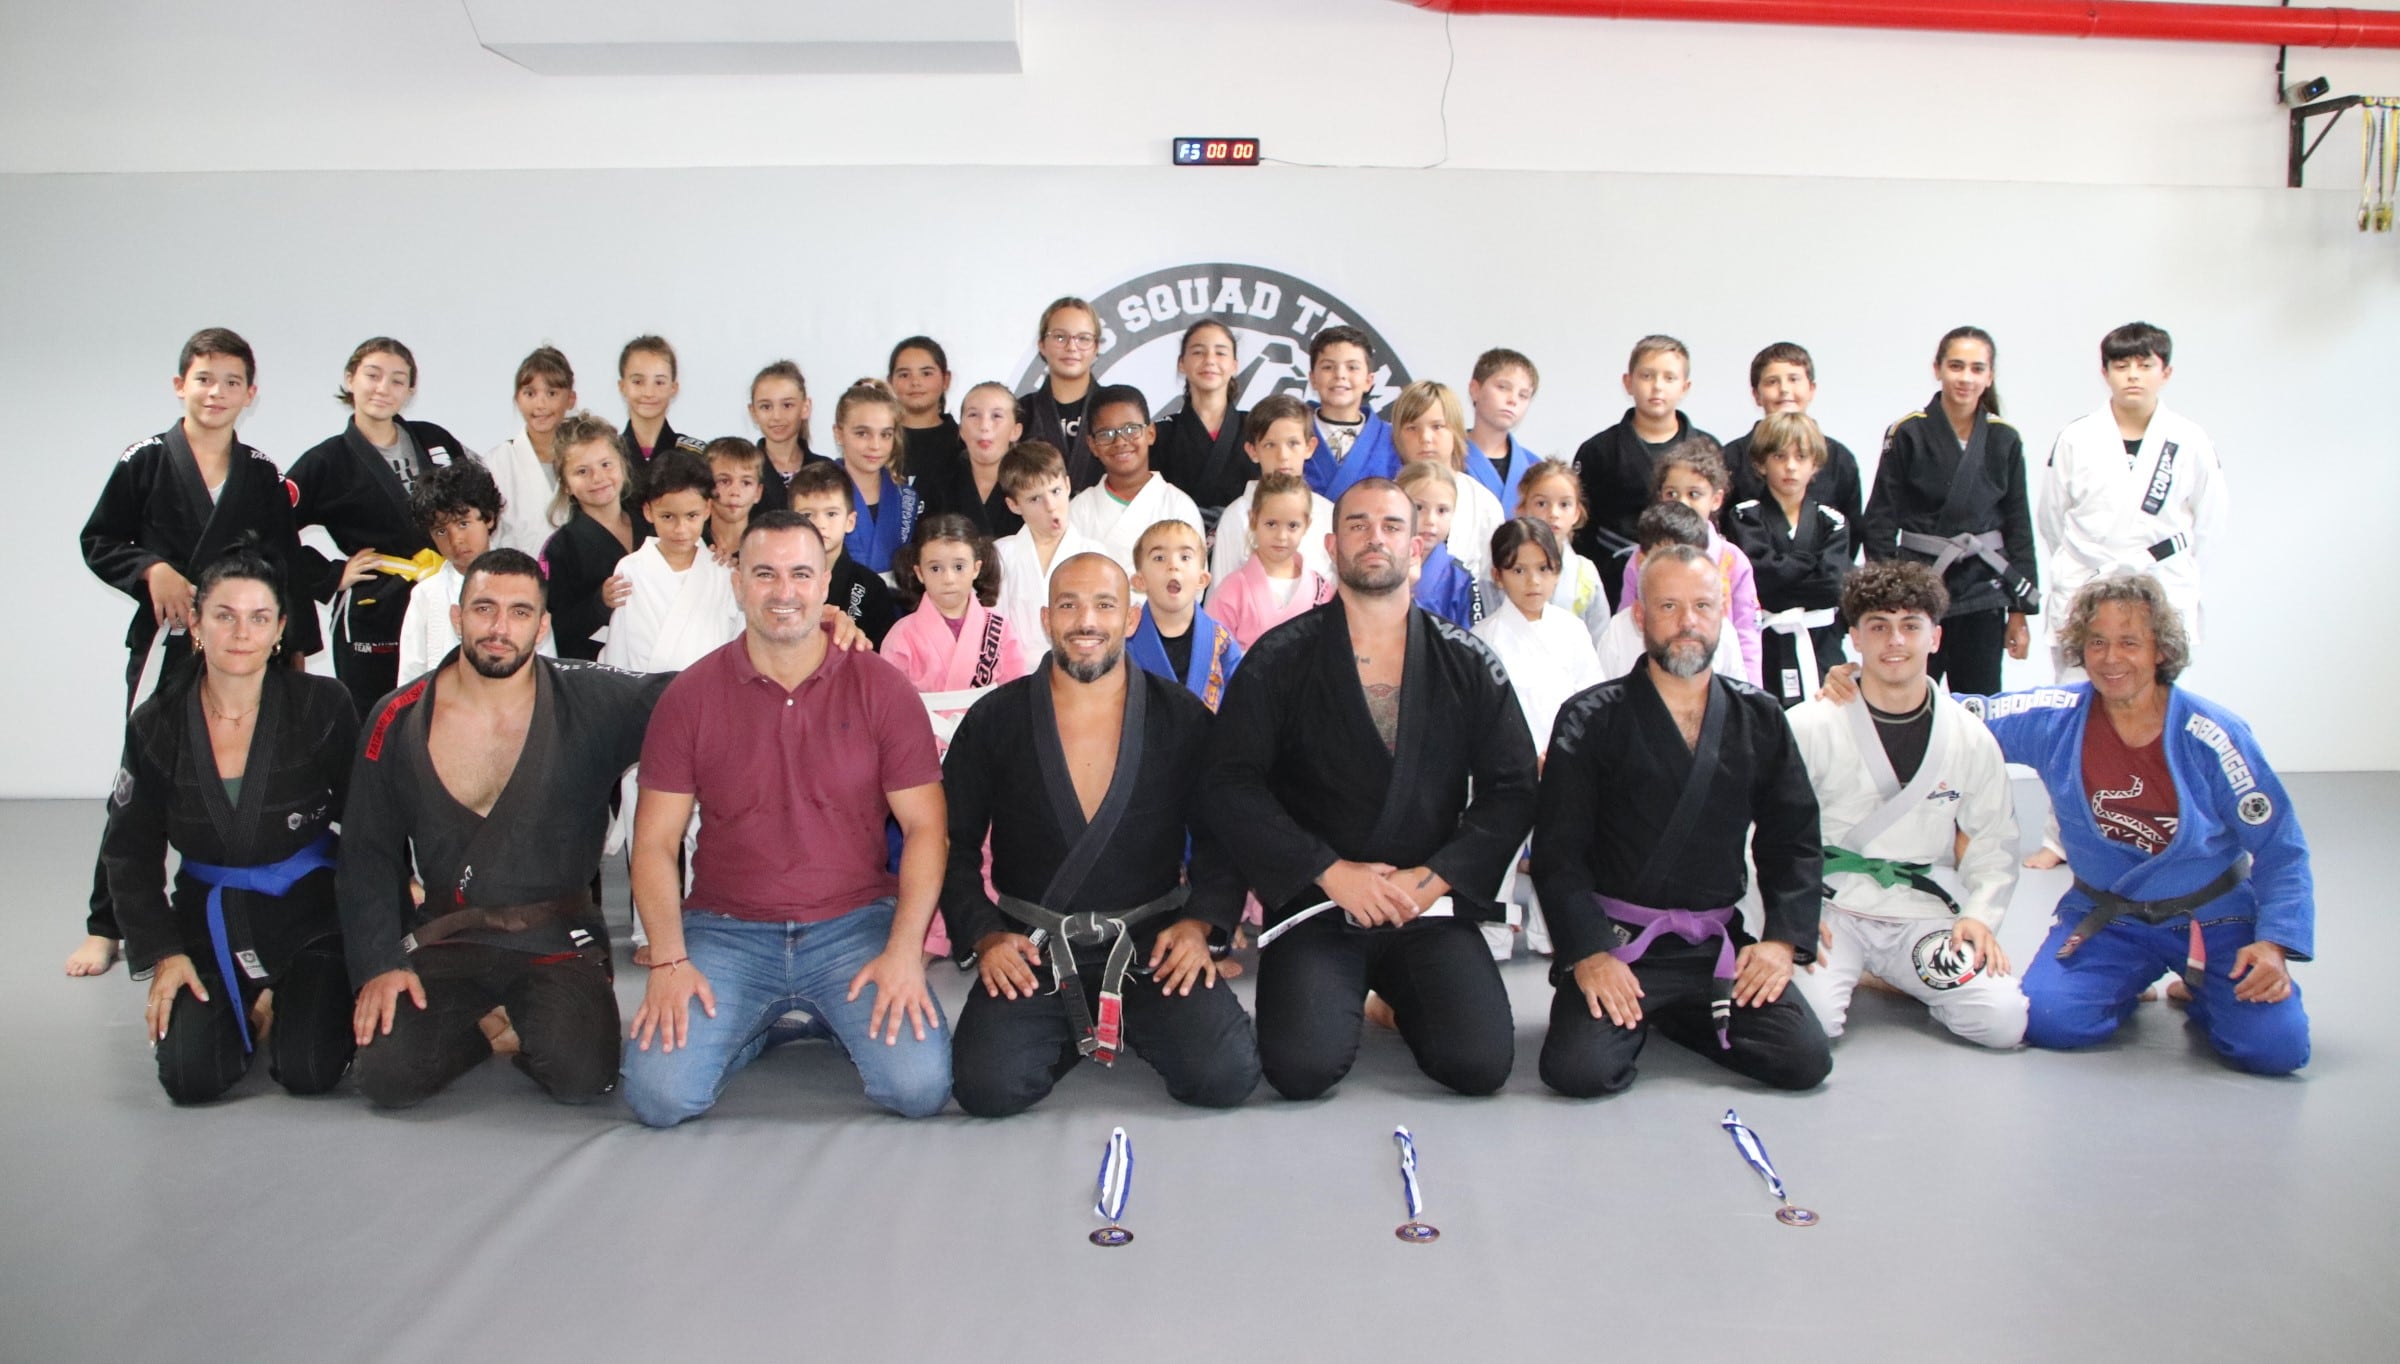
[890,336,965,496]
[1152,319,1257,534]
[102,544,359,1104]
[1861,326,2037,694]
[539,410,648,660]
[747,359,818,512]
[287,337,473,714]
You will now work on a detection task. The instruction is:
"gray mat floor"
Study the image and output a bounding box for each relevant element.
[3,777,2393,1363]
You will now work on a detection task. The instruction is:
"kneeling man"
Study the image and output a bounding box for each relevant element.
[621,512,952,1124]
[1787,562,2028,1048]
[1533,544,1831,1096]
[943,553,1259,1116]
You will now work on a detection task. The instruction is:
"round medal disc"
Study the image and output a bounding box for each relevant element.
[1775,1206,1820,1228]
[1394,1221,1441,1243]
[1089,1225,1134,1247]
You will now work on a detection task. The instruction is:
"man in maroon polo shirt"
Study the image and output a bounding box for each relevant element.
[619,509,952,1124]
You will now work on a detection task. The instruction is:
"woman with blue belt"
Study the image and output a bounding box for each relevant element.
[100,543,361,1103]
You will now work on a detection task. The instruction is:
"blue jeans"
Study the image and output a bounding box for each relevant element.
[620,899,952,1126]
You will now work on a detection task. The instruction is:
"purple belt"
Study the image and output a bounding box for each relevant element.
[1596,896,1737,1049]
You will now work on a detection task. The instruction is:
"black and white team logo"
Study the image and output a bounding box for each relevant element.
[1911,929,1982,991]
[1016,264,1413,419]
[2238,791,2274,826]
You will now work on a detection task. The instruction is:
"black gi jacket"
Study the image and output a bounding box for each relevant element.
[539,506,647,661]
[1570,409,1716,609]
[1531,666,1822,968]
[1723,427,1864,559]
[1860,400,2039,619]
[337,654,672,982]
[81,422,324,662]
[1202,600,1537,927]
[1017,380,1101,492]
[941,661,1242,957]
[1153,401,1257,528]
[101,668,357,975]
[286,416,470,643]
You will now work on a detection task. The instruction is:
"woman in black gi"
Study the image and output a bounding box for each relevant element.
[101,544,360,1104]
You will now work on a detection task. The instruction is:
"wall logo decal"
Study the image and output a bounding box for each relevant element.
[1017,264,1412,418]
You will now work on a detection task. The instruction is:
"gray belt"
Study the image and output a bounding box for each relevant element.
[996,886,1188,1064]
[1898,529,2037,610]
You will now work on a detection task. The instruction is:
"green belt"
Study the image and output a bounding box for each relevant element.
[1823,846,1961,916]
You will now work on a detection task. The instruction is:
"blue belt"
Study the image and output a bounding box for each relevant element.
[180,832,339,1052]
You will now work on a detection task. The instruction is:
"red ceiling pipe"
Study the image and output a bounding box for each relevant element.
[1409,0,2400,49]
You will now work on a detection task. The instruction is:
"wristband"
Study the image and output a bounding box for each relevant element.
[647,957,689,971]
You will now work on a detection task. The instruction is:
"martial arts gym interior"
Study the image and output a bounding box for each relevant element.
[7,4,2400,1361]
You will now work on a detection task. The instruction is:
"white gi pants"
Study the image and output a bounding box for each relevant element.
[1792,909,2028,1049]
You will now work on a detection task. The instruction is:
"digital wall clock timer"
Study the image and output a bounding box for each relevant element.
[1172,137,1260,166]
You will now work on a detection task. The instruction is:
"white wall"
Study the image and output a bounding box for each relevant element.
[5,0,2400,184]
[6,1,2400,793]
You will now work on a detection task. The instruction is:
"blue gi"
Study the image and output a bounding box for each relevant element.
[1967,684,2312,1075]
[1127,604,1243,713]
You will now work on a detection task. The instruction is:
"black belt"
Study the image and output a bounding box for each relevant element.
[2059,855,2250,992]
[996,886,1188,1064]
[2147,533,2190,562]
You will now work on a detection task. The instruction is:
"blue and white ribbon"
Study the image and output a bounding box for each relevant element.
[1093,1126,1134,1224]
[1393,1126,1426,1221]
[1720,1108,1786,1200]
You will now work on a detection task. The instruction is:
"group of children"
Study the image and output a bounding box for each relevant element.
[74,310,2225,977]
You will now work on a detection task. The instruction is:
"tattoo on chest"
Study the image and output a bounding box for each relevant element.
[1366,681,1401,752]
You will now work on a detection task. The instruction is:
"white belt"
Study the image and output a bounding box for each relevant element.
[1759,607,1838,701]
[1253,895,1455,949]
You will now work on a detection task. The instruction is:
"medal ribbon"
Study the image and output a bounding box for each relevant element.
[1393,1126,1427,1222]
[1720,1108,1787,1201]
[1092,1126,1133,1224]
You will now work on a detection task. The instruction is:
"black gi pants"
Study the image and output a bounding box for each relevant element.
[156,937,353,1105]
[1255,914,1514,1100]
[86,637,197,942]
[1928,607,2007,696]
[951,943,1260,1117]
[1539,938,1832,1097]
[353,942,619,1108]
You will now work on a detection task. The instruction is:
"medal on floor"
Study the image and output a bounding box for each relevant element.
[1392,1126,1441,1243]
[1721,1108,1818,1227]
[1089,1126,1135,1247]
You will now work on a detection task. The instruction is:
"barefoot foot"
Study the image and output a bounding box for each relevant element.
[478,1007,521,1056]
[1363,992,1397,1031]
[65,935,120,977]
[2022,847,2066,870]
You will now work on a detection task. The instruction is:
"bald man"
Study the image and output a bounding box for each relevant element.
[940,553,1259,1116]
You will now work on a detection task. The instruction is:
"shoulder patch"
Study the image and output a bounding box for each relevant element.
[2183,712,2258,797]
[284,476,299,508]
[674,435,709,454]
[2237,790,2274,825]
[1734,498,1760,513]
[111,765,136,807]
[1987,416,2016,431]
[120,436,164,462]
[1820,506,1848,527]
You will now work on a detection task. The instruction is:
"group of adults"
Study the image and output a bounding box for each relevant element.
[96,463,2312,1118]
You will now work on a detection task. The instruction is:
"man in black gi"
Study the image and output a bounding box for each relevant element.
[339,549,671,1107]
[1204,478,1537,1099]
[1532,544,1832,1097]
[942,553,1259,1116]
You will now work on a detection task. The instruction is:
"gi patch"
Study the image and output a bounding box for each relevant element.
[287,811,306,830]
[2238,791,2274,826]
[1911,929,1981,990]
[110,766,136,807]
[428,444,455,467]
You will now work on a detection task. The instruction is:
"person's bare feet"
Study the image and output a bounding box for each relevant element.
[2022,847,2066,870]
[1364,992,1397,1031]
[478,1007,521,1056]
[65,935,119,977]
[2165,979,2193,1007]
[249,989,276,1048]
[631,943,654,968]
